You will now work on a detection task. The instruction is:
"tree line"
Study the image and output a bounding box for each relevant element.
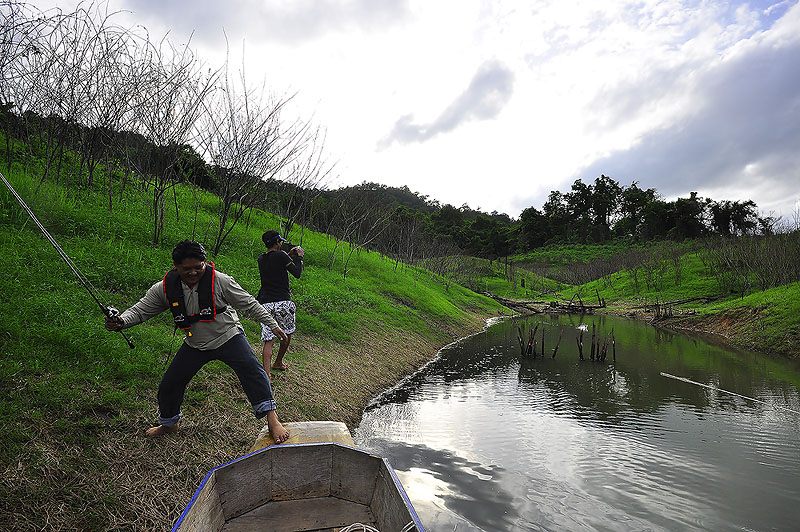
[303,177,784,262]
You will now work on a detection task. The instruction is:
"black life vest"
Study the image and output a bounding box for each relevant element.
[163,262,225,331]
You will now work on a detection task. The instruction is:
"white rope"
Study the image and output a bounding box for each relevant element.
[339,524,380,532]
[338,521,418,532]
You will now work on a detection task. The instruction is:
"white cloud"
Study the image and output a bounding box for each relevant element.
[379,59,515,147]
[577,1,800,217]
[120,0,412,46]
[27,0,800,218]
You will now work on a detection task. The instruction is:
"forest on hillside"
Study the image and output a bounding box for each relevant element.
[2,1,797,271]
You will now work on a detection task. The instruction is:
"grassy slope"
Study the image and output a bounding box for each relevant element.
[0,155,504,531]
[512,241,639,265]
[676,281,800,357]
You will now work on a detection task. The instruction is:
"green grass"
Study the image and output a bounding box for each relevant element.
[0,139,505,530]
[581,251,716,304]
[1,157,499,370]
[511,241,643,265]
[441,255,562,299]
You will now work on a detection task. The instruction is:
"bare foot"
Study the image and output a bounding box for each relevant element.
[267,412,290,444]
[271,362,289,371]
[145,424,179,437]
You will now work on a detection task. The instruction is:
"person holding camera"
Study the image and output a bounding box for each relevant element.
[257,230,304,378]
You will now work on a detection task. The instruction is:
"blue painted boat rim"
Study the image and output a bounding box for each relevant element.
[171,442,426,532]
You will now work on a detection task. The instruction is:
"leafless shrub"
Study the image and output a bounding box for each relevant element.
[666,242,684,286]
[196,51,314,255]
[548,253,629,286]
[700,223,800,295]
[127,32,217,243]
[263,126,335,245]
[317,190,393,278]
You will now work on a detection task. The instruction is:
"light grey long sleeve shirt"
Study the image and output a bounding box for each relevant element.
[119,269,278,350]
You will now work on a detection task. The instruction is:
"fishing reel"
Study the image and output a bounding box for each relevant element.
[104,305,135,349]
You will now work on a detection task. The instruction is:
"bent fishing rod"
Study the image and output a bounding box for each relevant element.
[1,170,134,349]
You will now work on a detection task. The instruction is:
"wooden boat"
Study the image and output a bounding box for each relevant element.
[172,422,425,532]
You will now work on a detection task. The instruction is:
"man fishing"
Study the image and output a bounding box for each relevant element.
[104,239,290,442]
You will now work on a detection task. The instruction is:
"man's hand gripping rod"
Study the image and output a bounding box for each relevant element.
[1,171,134,349]
[105,306,135,349]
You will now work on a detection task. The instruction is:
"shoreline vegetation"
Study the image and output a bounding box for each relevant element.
[489,293,800,360]
[479,240,800,360]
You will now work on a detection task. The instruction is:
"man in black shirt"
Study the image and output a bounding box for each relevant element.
[257,230,304,377]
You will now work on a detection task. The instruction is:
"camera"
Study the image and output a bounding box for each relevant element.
[280,242,296,254]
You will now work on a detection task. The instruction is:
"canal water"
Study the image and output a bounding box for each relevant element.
[353,314,800,532]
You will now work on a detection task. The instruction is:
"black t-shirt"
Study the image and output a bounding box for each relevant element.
[256,250,302,303]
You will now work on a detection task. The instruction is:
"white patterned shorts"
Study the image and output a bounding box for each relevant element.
[260,300,296,342]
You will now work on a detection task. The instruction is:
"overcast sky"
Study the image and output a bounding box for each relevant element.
[39,0,800,219]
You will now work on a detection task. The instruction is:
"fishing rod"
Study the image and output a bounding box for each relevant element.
[660,372,800,416]
[1,170,134,349]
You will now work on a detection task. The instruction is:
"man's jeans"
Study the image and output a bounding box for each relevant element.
[157,332,276,427]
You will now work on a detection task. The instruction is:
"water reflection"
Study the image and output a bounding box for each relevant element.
[355,314,800,531]
[359,437,519,531]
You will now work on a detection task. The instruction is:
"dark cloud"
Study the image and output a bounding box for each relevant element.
[380,59,515,147]
[577,23,800,215]
[120,0,411,46]
[250,0,412,43]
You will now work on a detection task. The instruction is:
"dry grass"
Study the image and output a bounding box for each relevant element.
[0,311,492,532]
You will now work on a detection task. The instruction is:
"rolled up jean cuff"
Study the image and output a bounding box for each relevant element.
[254,400,277,418]
[159,411,182,427]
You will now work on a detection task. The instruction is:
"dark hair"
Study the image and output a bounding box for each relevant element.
[262,230,283,247]
[172,240,207,263]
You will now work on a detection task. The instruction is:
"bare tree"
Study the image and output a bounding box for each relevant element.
[196,52,313,255]
[2,2,141,194]
[342,201,392,279]
[266,125,335,245]
[66,4,136,189]
[0,2,79,181]
[0,0,41,170]
[128,33,217,244]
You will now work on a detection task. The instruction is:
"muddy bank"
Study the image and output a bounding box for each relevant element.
[589,301,800,360]
[658,309,800,359]
[270,310,497,430]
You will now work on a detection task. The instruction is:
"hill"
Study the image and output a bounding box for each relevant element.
[0,155,504,531]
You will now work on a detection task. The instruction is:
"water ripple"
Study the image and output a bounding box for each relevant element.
[356,315,800,531]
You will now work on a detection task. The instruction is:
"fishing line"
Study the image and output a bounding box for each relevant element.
[660,372,800,416]
[164,327,180,368]
[1,170,134,348]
